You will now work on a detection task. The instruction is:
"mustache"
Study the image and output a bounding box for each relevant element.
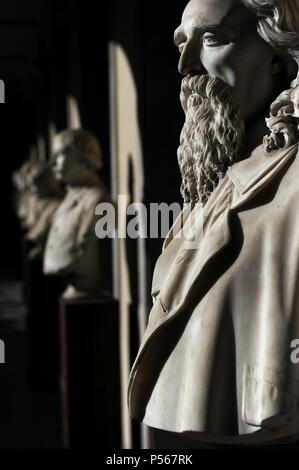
[180,74,237,114]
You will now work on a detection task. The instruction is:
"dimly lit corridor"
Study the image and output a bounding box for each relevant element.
[0,282,62,449]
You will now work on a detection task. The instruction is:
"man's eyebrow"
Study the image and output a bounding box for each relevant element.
[174,28,186,46]
[174,23,236,46]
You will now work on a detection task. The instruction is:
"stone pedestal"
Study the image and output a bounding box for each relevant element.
[21,235,63,389]
[59,296,121,448]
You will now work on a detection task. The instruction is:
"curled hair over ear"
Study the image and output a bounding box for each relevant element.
[243,0,299,151]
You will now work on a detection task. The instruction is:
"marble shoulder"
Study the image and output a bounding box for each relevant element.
[81,185,110,211]
[285,146,299,193]
[280,146,299,213]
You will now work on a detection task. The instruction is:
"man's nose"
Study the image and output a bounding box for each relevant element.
[178,42,205,76]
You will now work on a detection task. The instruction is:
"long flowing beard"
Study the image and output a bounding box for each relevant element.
[178,75,245,205]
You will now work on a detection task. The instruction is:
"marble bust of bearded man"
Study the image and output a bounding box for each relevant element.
[129,0,299,446]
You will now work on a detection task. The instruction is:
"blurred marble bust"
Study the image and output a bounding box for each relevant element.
[26,163,64,259]
[13,156,63,248]
[43,129,111,299]
[13,158,39,226]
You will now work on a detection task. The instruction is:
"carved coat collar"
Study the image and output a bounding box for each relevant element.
[128,143,299,421]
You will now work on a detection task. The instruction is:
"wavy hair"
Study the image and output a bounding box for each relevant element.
[243,0,299,151]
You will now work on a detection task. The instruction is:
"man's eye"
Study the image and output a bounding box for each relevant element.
[202,33,226,47]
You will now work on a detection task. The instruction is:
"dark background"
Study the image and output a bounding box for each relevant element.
[0,0,185,282]
[0,0,186,449]
[0,0,111,279]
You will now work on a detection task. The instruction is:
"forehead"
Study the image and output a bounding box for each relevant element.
[181,0,251,30]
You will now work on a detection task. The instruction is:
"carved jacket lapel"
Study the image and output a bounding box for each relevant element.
[129,144,298,407]
[157,144,298,314]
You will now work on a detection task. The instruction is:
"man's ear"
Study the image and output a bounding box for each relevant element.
[271,55,285,74]
[273,52,298,83]
[286,57,299,82]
